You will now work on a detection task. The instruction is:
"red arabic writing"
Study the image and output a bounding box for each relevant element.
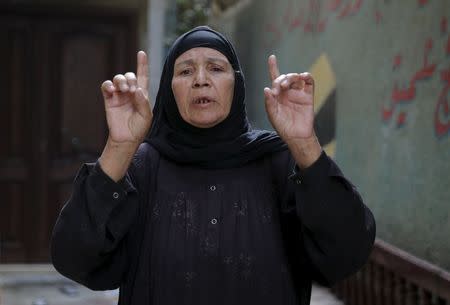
[382,39,437,126]
[263,0,364,47]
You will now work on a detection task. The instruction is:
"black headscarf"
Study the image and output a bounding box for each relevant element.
[145,26,287,169]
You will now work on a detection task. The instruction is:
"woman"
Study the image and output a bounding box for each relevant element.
[51,26,375,305]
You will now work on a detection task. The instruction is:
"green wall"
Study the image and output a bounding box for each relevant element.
[212,0,450,270]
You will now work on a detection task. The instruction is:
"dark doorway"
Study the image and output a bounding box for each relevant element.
[0,5,137,263]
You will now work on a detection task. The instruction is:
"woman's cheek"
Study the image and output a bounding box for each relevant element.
[172,83,187,117]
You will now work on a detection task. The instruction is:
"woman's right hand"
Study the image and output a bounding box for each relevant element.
[101,51,152,146]
[98,51,152,182]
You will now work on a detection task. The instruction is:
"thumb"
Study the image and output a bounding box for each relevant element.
[134,88,152,120]
[264,87,278,119]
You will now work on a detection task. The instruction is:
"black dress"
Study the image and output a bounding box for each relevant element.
[50,143,376,305]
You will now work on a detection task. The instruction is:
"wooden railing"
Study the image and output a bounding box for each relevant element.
[332,239,450,305]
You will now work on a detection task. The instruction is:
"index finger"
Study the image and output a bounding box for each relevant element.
[136,51,149,91]
[268,54,280,81]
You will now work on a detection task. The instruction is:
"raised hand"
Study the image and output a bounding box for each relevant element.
[101,51,152,145]
[263,55,315,142]
[263,55,322,168]
[99,51,152,181]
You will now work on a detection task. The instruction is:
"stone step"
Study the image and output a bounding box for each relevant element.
[311,284,344,305]
[0,264,344,305]
[0,264,118,305]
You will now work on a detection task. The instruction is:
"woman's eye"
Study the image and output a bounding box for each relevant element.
[180,69,191,75]
[211,66,224,72]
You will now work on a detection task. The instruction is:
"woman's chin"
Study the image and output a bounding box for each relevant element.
[188,114,226,128]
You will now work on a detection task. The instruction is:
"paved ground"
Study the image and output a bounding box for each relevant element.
[0,264,343,305]
[310,285,344,305]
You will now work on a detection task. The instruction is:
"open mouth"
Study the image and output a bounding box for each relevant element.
[193,97,215,105]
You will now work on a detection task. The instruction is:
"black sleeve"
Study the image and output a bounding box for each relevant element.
[50,160,139,291]
[274,150,376,287]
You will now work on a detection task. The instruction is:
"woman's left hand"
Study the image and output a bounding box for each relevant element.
[264,55,315,142]
[264,55,322,168]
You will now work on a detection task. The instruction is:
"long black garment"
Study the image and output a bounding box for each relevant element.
[51,143,376,305]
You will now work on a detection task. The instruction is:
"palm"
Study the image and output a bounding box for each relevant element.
[264,55,315,143]
[105,92,149,143]
[101,51,152,145]
[269,86,314,141]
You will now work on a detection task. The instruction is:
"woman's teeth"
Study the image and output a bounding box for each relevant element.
[196,99,211,104]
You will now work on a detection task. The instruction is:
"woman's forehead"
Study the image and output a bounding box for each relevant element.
[174,47,230,65]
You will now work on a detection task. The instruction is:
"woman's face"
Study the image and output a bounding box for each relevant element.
[172,47,235,128]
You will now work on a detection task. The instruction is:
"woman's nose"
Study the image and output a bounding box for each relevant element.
[193,69,210,88]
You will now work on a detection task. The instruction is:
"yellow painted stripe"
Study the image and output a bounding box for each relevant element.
[323,139,336,158]
[308,53,336,114]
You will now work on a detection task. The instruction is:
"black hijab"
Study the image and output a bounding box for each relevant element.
[145,26,287,169]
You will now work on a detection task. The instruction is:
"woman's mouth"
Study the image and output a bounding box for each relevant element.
[193,97,215,106]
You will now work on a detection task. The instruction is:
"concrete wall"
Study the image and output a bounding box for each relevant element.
[211,0,450,270]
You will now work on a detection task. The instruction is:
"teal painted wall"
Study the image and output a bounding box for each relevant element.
[212,0,450,270]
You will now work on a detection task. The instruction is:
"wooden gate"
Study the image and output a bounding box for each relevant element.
[0,5,137,263]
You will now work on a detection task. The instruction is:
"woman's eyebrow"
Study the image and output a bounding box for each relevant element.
[175,59,194,67]
[207,57,228,65]
[175,57,229,68]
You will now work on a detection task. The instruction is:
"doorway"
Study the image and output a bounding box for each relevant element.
[0,5,137,263]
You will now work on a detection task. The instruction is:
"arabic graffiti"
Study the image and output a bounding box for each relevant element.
[440,16,447,34]
[382,17,450,138]
[331,0,362,19]
[260,0,448,138]
[435,17,450,137]
[263,0,364,47]
[264,22,282,47]
[382,39,437,127]
[263,1,434,47]
[436,68,450,137]
[374,0,427,25]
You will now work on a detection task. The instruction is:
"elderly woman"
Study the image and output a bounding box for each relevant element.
[51,26,375,305]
